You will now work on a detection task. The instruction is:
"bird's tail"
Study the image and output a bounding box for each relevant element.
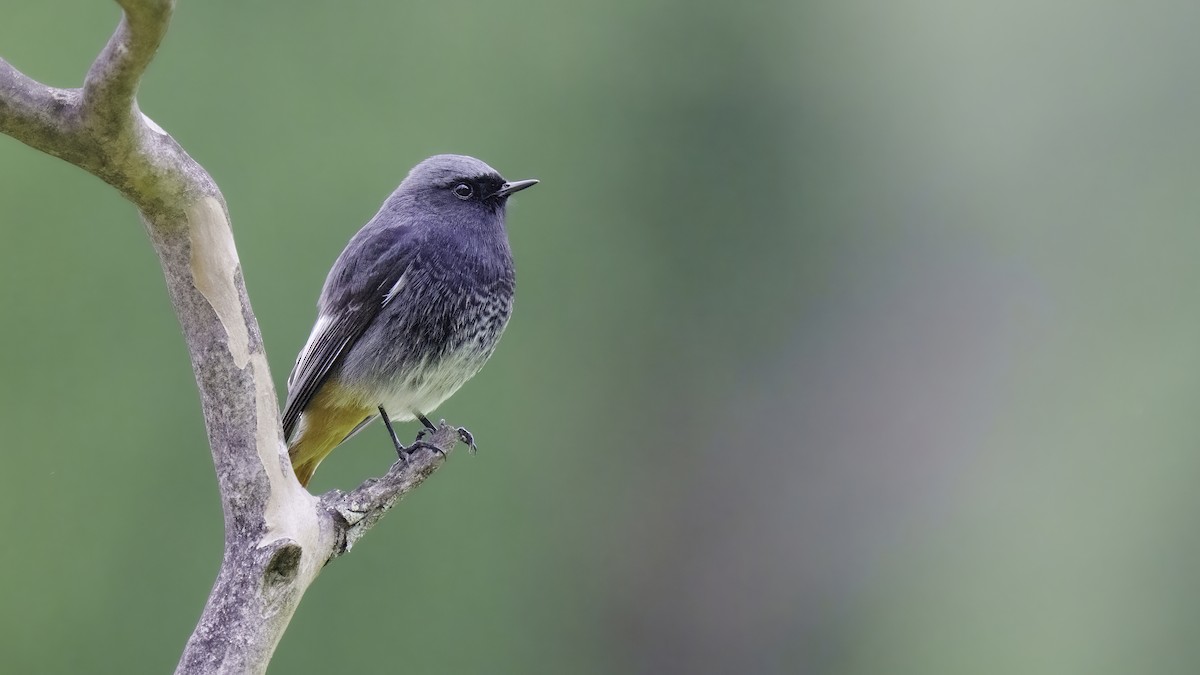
[292,457,321,488]
[287,397,373,487]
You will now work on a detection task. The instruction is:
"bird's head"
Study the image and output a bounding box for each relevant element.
[397,154,538,223]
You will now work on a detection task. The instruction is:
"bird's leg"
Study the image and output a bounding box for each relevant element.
[416,412,437,431]
[380,406,446,461]
[379,406,409,460]
[414,412,437,441]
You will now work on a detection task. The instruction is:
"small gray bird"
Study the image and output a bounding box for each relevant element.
[282,154,537,486]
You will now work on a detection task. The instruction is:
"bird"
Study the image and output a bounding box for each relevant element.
[282,154,537,486]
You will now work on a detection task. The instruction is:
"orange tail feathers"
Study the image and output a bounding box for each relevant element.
[287,392,373,487]
[292,458,321,487]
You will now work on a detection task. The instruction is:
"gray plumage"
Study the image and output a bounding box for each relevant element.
[282,155,536,462]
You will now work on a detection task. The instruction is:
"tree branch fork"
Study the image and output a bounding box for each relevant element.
[0,2,462,673]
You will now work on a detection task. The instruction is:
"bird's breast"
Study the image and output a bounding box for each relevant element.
[362,295,511,418]
[336,266,513,414]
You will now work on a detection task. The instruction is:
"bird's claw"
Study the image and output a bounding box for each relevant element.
[400,440,447,462]
[394,420,471,465]
[396,437,448,461]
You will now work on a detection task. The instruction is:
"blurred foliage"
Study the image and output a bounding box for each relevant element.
[3,1,1200,673]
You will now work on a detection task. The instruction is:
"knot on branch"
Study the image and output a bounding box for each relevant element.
[263,541,303,593]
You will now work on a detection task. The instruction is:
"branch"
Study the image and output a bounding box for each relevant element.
[0,60,78,158]
[1,3,460,673]
[82,0,171,130]
[323,423,465,556]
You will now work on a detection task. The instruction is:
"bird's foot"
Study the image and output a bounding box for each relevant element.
[396,440,447,462]
[413,412,439,443]
[426,418,477,454]
[397,419,473,463]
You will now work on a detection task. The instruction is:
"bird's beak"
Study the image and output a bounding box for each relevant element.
[494,179,539,198]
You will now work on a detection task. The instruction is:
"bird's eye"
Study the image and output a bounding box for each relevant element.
[453,183,473,200]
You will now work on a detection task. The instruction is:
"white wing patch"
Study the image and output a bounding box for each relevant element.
[288,313,332,389]
[383,272,408,306]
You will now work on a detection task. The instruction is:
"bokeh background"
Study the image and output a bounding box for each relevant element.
[3,1,1199,673]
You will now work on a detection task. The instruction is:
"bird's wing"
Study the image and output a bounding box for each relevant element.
[282,306,374,440]
[282,223,420,441]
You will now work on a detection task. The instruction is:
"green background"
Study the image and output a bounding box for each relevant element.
[3,1,1200,673]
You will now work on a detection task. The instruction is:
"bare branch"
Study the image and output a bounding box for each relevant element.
[323,424,464,557]
[0,60,82,162]
[1,2,461,672]
[1,0,201,210]
[82,0,172,135]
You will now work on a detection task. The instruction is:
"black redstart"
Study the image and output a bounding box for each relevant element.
[282,154,537,486]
